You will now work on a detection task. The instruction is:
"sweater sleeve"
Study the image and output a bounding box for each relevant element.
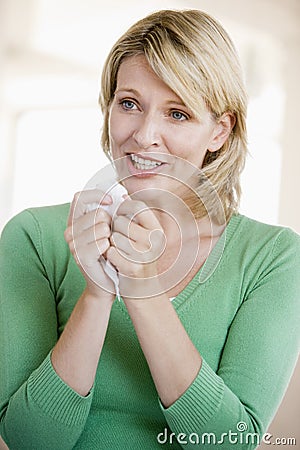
[160,228,300,449]
[0,210,93,450]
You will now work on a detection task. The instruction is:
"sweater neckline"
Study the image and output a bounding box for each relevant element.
[171,213,243,309]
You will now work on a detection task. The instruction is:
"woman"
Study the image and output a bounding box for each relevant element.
[0,9,299,450]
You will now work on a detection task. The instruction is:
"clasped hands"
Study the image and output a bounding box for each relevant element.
[64,188,166,300]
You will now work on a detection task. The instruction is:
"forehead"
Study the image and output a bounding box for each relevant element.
[118,54,148,71]
[116,55,181,99]
[117,54,155,81]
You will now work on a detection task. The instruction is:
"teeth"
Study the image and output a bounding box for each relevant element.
[130,154,162,170]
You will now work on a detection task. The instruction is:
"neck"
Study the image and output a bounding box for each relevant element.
[154,206,225,248]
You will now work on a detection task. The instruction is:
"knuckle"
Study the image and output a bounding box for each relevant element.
[113,214,125,229]
[64,227,73,242]
[98,208,112,223]
[96,238,109,254]
[95,206,105,217]
[135,201,147,213]
[127,200,146,216]
[113,215,121,226]
[68,239,75,253]
[110,231,118,246]
[96,221,110,237]
[102,222,111,237]
[139,240,151,252]
[106,246,115,260]
[128,265,141,278]
[151,229,165,245]
[73,191,82,203]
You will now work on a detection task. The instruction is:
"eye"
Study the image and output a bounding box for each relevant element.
[170,110,189,121]
[120,99,138,110]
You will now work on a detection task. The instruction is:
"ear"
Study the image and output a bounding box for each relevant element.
[208,112,236,152]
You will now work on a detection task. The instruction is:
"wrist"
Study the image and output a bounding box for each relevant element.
[124,292,169,310]
[82,286,115,307]
[119,273,165,301]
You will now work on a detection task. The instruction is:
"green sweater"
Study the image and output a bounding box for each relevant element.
[0,205,299,449]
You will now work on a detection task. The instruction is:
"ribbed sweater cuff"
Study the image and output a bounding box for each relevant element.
[160,359,224,429]
[28,352,94,427]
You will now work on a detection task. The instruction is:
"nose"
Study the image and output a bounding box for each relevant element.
[133,113,162,149]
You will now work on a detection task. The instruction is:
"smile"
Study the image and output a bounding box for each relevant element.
[130,154,162,171]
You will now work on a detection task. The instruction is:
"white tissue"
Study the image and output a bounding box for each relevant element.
[85,182,128,301]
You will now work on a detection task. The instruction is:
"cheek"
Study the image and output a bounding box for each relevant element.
[108,110,134,152]
[108,111,119,145]
[168,132,208,164]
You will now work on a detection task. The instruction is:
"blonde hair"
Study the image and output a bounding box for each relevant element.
[99,9,248,223]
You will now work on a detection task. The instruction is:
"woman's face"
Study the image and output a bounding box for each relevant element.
[109,54,226,196]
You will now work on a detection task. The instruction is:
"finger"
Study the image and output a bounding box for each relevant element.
[106,245,129,273]
[110,229,152,255]
[65,207,111,247]
[112,212,166,258]
[68,189,113,226]
[71,208,112,238]
[70,238,110,265]
[110,232,133,256]
[116,199,162,231]
[66,221,111,248]
[64,216,109,246]
[112,216,163,257]
[71,239,116,294]
[112,215,148,242]
[110,229,164,264]
[106,245,157,279]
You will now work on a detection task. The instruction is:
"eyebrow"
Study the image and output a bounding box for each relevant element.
[115,88,188,108]
[115,88,140,96]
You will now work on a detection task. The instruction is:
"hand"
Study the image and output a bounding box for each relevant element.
[106,198,166,299]
[64,189,115,300]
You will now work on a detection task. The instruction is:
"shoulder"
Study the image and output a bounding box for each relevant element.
[0,204,74,290]
[224,214,300,285]
[233,214,300,253]
[0,204,71,260]
[233,215,300,298]
[1,203,70,238]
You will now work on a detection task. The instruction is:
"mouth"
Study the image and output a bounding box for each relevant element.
[125,153,167,177]
[130,154,163,170]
